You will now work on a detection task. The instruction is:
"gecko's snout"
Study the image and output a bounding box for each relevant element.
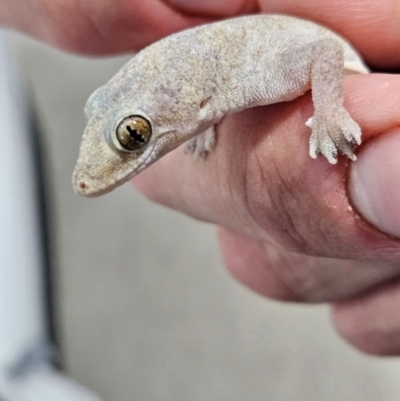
[72,174,92,197]
[72,163,118,198]
[72,166,97,197]
[76,180,88,193]
[72,177,103,198]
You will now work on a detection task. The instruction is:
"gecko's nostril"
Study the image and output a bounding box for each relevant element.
[79,181,87,190]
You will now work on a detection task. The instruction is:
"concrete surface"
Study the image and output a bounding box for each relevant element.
[9,31,400,401]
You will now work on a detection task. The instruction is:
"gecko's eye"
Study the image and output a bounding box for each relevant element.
[115,115,152,152]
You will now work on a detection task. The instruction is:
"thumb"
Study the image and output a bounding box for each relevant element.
[349,128,400,239]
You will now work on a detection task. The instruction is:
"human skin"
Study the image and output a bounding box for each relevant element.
[2,0,400,355]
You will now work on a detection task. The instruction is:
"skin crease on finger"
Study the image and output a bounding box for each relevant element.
[162,0,259,17]
[217,228,400,304]
[134,74,400,311]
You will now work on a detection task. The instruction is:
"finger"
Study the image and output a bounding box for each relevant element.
[219,228,400,303]
[258,0,400,68]
[133,74,400,260]
[0,0,210,54]
[332,280,400,355]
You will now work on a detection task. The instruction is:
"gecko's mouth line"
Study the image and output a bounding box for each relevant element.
[74,146,157,198]
[125,143,158,179]
[125,129,178,179]
[80,130,179,197]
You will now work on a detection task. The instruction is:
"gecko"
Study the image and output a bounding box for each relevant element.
[72,14,369,197]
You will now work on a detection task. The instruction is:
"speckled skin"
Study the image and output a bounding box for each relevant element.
[72,14,368,197]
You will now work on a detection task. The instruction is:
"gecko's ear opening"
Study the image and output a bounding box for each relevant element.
[112,115,152,153]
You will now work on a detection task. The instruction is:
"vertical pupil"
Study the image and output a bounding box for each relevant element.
[116,116,152,152]
[127,125,145,143]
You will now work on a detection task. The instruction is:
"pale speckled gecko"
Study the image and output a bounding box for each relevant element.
[72,14,369,197]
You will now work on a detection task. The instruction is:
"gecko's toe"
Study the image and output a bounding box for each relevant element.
[184,137,197,154]
[305,116,314,128]
[308,110,361,164]
[335,137,357,161]
[342,122,362,146]
[184,126,216,159]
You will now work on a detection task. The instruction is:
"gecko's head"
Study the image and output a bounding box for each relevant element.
[73,44,212,197]
[72,87,186,197]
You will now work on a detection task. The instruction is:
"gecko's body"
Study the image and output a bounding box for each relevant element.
[72,14,368,197]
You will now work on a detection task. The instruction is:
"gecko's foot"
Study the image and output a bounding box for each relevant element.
[307,109,362,164]
[184,126,216,159]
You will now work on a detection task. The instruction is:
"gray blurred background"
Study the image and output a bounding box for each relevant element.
[9,31,400,401]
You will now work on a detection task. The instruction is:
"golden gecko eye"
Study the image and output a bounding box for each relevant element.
[116,115,152,152]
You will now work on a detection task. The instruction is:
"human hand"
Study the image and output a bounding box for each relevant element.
[4,0,400,355]
[129,1,400,356]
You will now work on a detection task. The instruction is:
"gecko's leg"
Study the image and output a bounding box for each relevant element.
[307,39,362,164]
[185,125,216,158]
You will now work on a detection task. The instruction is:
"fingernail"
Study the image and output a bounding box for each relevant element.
[349,129,400,238]
[166,0,249,16]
